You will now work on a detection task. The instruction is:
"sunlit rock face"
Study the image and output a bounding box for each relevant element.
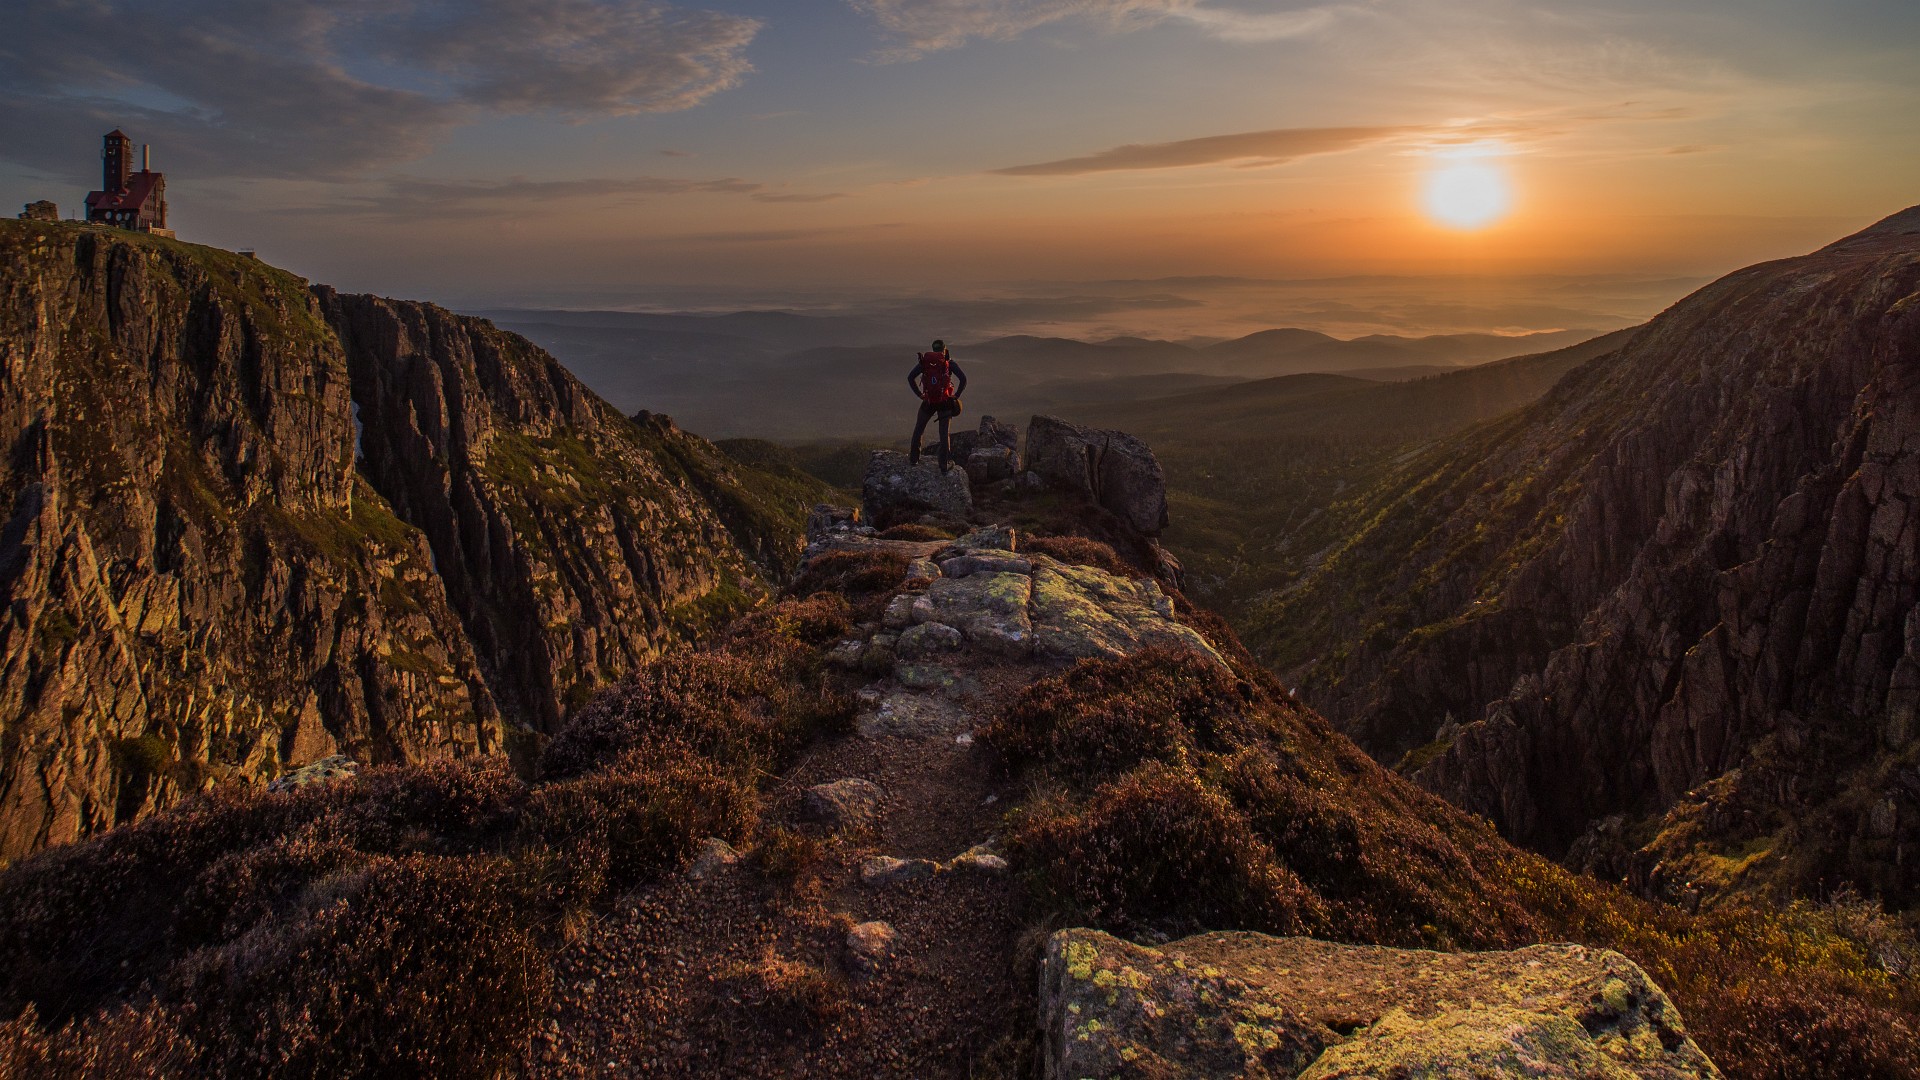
[1040,929,1720,1080]
[1271,207,1920,904]
[0,222,796,860]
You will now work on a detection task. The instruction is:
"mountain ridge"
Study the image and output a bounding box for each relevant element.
[1249,206,1920,905]
[0,220,828,860]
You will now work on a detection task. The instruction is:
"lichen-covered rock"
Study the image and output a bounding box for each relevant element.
[951,524,1016,552]
[923,571,1034,655]
[883,593,917,629]
[1023,415,1169,536]
[1030,562,1220,662]
[897,621,964,658]
[802,778,887,831]
[1039,929,1720,1080]
[861,450,972,529]
[266,755,360,793]
[896,662,961,692]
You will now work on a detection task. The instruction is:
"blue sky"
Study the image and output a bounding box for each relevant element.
[4,0,1916,329]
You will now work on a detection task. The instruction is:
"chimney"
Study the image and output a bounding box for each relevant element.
[142,145,150,172]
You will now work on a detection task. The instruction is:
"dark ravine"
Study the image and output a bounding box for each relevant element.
[1263,207,1920,904]
[0,222,822,861]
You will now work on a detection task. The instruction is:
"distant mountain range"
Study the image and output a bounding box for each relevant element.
[473,306,1599,441]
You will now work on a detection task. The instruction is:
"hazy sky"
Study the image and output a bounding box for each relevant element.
[4,0,1916,329]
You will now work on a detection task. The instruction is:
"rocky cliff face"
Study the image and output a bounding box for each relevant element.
[1265,207,1920,904]
[318,290,775,731]
[0,222,816,861]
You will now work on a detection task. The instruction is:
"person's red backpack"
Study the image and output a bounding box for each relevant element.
[919,350,958,404]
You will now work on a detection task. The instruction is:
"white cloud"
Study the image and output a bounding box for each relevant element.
[0,0,761,180]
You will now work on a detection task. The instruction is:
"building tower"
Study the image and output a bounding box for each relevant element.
[103,129,132,193]
[85,130,170,235]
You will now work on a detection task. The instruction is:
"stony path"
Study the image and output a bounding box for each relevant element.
[519,526,1198,1078]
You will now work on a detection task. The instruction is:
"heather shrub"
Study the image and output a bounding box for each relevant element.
[0,589,857,1076]
[727,592,854,648]
[1021,535,1139,578]
[176,855,551,1079]
[0,1003,195,1077]
[1013,763,1327,936]
[789,548,909,602]
[876,523,953,541]
[722,951,849,1028]
[521,746,756,896]
[987,647,1263,786]
[751,826,827,888]
[1691,972,1920,1079]
[541,644,849,783]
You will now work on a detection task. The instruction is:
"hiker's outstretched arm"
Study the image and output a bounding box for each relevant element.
[952,361,968,396]
[907,364,923,397]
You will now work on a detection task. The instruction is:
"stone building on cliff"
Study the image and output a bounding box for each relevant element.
[84,129,172,237]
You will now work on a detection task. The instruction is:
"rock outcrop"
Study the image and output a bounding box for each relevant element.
[1264,207,1920,903]
[806,518,1217,668]
[861,450,973,528]
[1040,929,1719,1079]
[319,289,778,730]
[1024,415,1170,536]
[0,222,817,860]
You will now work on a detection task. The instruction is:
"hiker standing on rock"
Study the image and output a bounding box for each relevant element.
[908,339,968,472]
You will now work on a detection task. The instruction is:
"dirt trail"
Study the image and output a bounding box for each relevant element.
[525,542,1054,1078]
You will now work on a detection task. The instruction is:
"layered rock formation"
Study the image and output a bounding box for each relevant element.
[1040,929,1718,1079]
[1024,414,1170,536]
[0,222,817,860]
[320,290,778,730]
[860,450,972,527]
[1265,207,1920,903]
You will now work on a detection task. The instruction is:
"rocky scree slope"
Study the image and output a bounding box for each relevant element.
[0,221,819,861]
[1262,207,1920,904]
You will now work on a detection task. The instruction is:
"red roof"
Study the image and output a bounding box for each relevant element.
[86,171,162,211]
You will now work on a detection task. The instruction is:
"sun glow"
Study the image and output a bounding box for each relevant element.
[1421,151,1515,231]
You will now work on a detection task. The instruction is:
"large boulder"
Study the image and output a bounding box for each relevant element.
[861,450,973,528]
[1029,562,1219,662]
[921,571,1034,655]
[1023,415,1169,536]
[950,414,1021,463]
[1040,929,1720,1080]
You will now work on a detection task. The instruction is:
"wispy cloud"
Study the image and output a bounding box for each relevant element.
[309,174,843,218]
[992,125,1410,176]
[0,0,761,180]
[848,0,1349,59]
[752,192,854,203]
[992,103,1704,177]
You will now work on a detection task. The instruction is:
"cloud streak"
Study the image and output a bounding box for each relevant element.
[848,0,1346,58]
[310,174,846,218]
[992,125,1410,176]
[0,0,761,180]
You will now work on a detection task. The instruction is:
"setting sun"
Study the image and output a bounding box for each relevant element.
[1422,160,1514,230]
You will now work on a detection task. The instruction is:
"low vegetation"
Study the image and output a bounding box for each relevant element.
[986,646,1920,1079]
[0,594,855,1078]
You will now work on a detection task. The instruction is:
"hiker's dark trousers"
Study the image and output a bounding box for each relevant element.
[911,400,961,468]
